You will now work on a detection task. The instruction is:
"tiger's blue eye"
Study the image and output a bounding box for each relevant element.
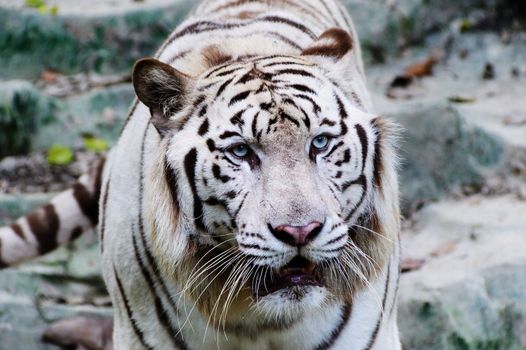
[312,135,329,150]
[231,144,249,158]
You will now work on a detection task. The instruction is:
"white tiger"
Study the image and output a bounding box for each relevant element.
[0,0,402,349]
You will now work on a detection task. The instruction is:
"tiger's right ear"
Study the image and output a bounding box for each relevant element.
[132,58,194,136]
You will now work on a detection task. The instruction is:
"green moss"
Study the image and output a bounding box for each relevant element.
[448,332,513,350]
[0,82,57,158]
[0,3,194,80]
[419,301,435,318]
[449,333,470,350]
[447,309,515,350]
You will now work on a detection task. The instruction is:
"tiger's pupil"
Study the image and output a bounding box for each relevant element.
[312,135,329,149]
[232,144,249,157]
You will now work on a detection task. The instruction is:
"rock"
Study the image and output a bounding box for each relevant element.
[0,296,112,350]
[368,31,526,212]
[34,83,134,151]
[342,0,509,63]
[380,100,504,214]
[0,81,133,158]
[42,316,113,350]
[399,194,526,349]
[0,232,108,350]
[0,193,54,225]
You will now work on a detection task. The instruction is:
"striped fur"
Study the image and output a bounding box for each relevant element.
[0,1,401,349]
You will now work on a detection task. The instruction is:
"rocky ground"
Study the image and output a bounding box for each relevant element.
[0,0,525,349]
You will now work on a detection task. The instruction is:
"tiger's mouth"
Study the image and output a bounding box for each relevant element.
[252,256,324,299]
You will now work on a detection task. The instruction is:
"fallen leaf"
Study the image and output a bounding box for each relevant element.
[460,18,472,32]
[430,241,456,257]
[83,136,109,153]
[47,144,74,165]
[49,5,59,15]
[24,0,46,8]
[387,54,440,94]
[401,257,425,273]
[404,56,438,78]
[482,62,495,80]
[389,74,413,88]
[503,115,526,126]
[448,95,476,103]
[40,70,59,82]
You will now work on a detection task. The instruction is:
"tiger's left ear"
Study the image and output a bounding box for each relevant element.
[302,28,371,110]
[132,58,195,137]
[301,28,354,62]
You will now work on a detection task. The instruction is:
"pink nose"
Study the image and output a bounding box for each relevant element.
[270,221,323,246]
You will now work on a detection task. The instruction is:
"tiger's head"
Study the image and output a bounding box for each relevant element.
[134,29,399,329]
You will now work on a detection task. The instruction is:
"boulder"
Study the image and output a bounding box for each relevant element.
[0,298,111,350]
[387,101,503,213]
[34,83,134,151]
[399,194,526,349]
[368,31,526,212]
[0,233,108,350]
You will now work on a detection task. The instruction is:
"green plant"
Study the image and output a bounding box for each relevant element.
[0,88,38,158]
[24,0,59,15]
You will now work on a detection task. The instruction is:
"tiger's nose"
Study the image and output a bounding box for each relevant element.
[269,221,323,246]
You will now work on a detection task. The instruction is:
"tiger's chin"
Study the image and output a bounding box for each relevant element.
[252,285,328,322]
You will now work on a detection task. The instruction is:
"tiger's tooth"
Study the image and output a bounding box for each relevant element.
[306,262,316,274]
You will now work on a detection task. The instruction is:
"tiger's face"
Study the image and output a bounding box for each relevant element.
[135,29,397,327]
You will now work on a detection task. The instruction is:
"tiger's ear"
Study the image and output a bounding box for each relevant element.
[302,28,371,110]
[132,58,194,136]
[301,28,353,62]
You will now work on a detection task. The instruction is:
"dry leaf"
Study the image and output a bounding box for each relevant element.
[401,257,425,273]
[387,54,440,95]
[404,56,438,78]
[430,241,456,257]
[448,95,476,103]
[40,70,59,82]
[482,62,495,80]
[503,115,526,126]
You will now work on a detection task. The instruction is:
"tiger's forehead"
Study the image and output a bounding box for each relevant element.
[199,55,318,82]
[190,55,344,142]
[195,55,328,98]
